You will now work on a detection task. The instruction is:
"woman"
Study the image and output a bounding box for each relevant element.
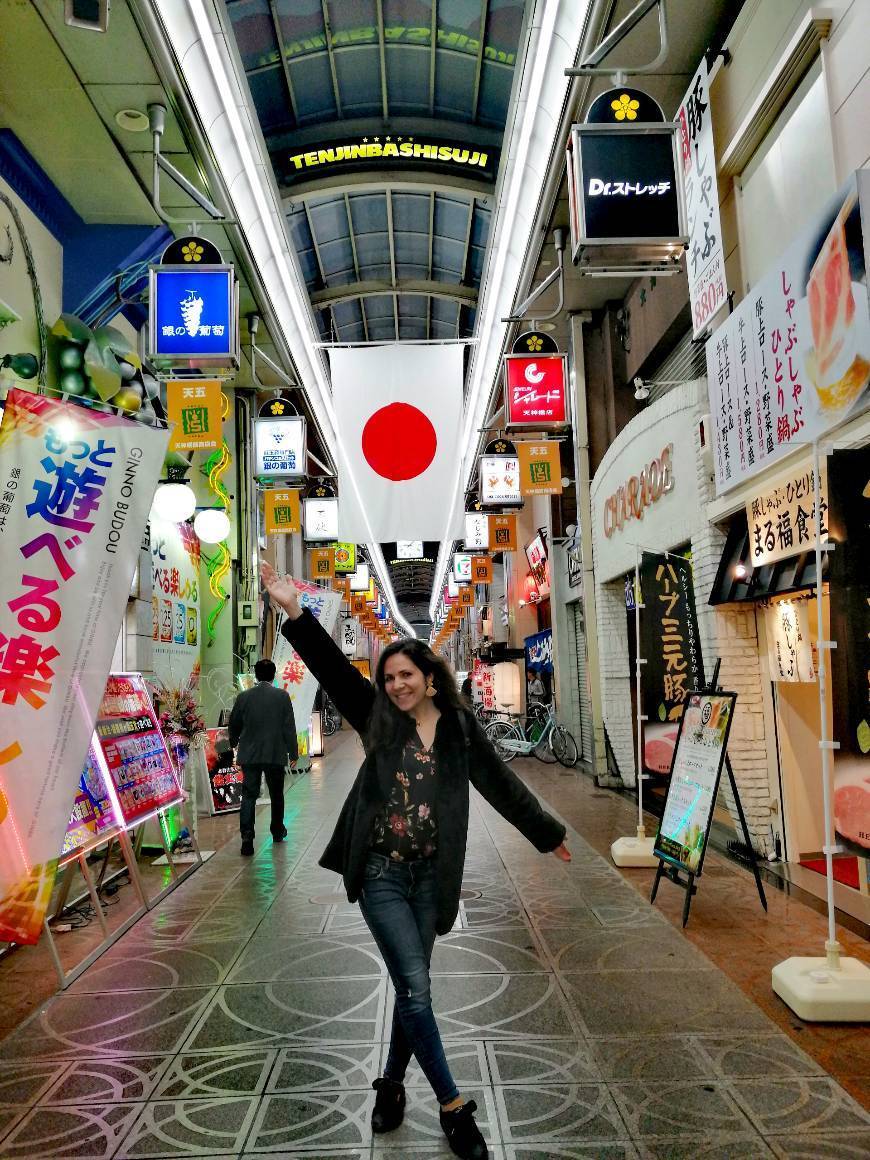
[261,563,570,1160]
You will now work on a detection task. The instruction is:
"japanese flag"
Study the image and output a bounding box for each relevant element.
[330,344,464,542]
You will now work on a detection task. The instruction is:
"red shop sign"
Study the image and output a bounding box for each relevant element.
[504,354,569,427]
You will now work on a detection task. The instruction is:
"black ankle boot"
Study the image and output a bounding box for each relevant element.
[371,1077,405,1133]
[439,1099,488,1160]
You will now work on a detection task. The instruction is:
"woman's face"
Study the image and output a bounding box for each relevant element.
[383,652,429,715]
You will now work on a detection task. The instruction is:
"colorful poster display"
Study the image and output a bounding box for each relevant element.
[96,674,182,826]
[203,727,243,814]
[150,517,201,690]
[638,553,705,777]
[655,692,737,874]
[60,739,120,862]
[271,581,342,751]
[706,172,870,493]
[0,391,167,945]
[677,58,728,337]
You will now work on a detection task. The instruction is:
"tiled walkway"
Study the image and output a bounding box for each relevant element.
[0,731,868,1158]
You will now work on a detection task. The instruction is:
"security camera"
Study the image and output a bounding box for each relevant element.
[633,376,650,401]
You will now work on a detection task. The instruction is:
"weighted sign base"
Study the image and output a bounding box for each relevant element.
[772,956,870,1022]
[611,835,659,867]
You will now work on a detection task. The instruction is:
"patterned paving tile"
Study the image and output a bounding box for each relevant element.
[541,924,710,972]
[609,1080,755,1139]
[461,897,532,930]
[431,927,551,975]
[728,1076,870,1135]
[68,940,243,992]
[0,1102,141,1158]
[430,974,581,1040]
[693,1035,825,1079]
[118,1096,258,1156]
[245,1090,371,1151]
[504,1147,638,1160]
[185,979,387,1050]
[153,1050,276,1098]
[635,1137,775,1159]
[41,1056,172,1104]
[0,987,215,1060]
[767,1131,870,1158]
[228,932,384,983]
[588,1036,713,1081]
[0,1060,69,1104]
[380,1040,487,1088]
[368,1085,497,1151]
[562,970,771,1037]
[0,1105,26,1144]
[486,1040,600,1084]
[495,1082,626,1143]
[269,1044,380,1091]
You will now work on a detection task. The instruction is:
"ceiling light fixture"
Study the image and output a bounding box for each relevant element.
[115,108,150,132]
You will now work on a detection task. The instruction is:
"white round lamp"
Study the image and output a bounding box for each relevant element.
[193,508,231,543]
[151,483,196,523]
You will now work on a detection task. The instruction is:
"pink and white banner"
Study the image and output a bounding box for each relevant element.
[271,581,342,751]
[0,391,167,943]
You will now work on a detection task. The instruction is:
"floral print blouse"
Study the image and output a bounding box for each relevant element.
[370,732,438,861]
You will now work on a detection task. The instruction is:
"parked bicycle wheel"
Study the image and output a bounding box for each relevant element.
[551,725,579,767]
[532,726,558,763]
[486,718,521,762]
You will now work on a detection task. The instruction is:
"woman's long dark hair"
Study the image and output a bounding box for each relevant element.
[365,638,467,750]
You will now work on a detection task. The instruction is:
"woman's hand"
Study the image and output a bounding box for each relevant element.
[261,562,303,620]
[552,842,571,862]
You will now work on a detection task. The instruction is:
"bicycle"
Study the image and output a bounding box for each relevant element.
[486,702,579,768]
[323,699,343,737]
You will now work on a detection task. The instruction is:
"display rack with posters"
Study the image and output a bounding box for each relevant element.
[202,727,244,814]
[650,666,766,926]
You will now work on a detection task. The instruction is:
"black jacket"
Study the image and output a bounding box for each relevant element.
[281,609,566,934]
[228,682,298,766]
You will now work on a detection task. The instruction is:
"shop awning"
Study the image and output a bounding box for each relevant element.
[709,514,829,605]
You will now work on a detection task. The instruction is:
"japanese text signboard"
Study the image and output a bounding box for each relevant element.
[310,547,335,579]
[167,380,223,452]
[745,462,828,569]
[96,673,182,826]
[149,266,238,363]
[488,514,517,552]
[334,542,356,573]
[706,172,870,494]
[504,355,568,427]
[464,512,489,550]
[150,517,201,690]
[677,59,728,337]
[203,727,243,814]
[765,602,815,683]
[639,553,705,778]
[480,456,521,505]
[471,555,493,583]
[254,416,307,479]
[340,618,357,656]
[60,738,120,863]
[271,582,341,754]
[264,489,300,534]
[517,441,563,496]
[654,692,737,874]
[0,391,167,944]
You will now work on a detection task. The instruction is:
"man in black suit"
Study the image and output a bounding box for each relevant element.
[229,659,298,856]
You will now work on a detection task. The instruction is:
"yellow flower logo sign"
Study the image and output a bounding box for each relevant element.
[526,335,543,351]
[181,242,204,262]
[611,93,640,121]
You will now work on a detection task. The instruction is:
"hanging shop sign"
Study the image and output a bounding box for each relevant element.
[387,542,436,566]
[828,448,870,853]
[525,531,550,595]
[271,582,342,753]
[160,235,223,266]
[567,118,685,265]
[351,594,367,616]
[334,542,357,573]
[458,586,474,608]
[96,673,183,827]
[654,691,737,873]
[263,488,301,534]
[453,552,472,582]
[203,727,243,814]
[525,629,554,673]
[746,461,829,569]
[148,265,239,366]
[517,441,563,496]
[254,415,307,479]
[585,86,665,124]
[340,617,357,656]
[60,738,121,862]
[302,496,339,542]
[310,547,335,579]
[166,379,223,452]
[639,552,706,777]
[765,601,815,683]
[397,540,424,559]
[706,171,870,494]
[480,455,521,505]
[504,355,569,427]
[365,578,377,603]
[150,517,201,691]
[0,390,167,945]
[603,444,674,537]
[471,555,493,583]
[352,658,372,681]
[349,562,370,591]
[465,511,489,550]
[677,59,728,337]
[446,575,459,601]
[489,513,518,551]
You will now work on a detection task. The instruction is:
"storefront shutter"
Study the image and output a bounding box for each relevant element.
[569,603,594,764]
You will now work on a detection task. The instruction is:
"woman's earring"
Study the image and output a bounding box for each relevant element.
[425,681,436,698]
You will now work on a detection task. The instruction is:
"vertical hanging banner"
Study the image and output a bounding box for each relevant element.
[0,391,167,943]
[271,581,342,749]
[263,488,300,534]
[828,448,870,853]
[638,552,706,777]
[330,344,464,541]
[677,58,728,337]
[489,514,518,551]
[309,547,335,579]
[765,601,815,683]
[166,379,223,451]
[150,516,201,690]
[340,618,358,656]
[517,441,563,495]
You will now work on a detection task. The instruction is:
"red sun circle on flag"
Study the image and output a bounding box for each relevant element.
[362,403,437,481]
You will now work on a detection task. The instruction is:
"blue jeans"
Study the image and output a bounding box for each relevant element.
[358,852,459,1105]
